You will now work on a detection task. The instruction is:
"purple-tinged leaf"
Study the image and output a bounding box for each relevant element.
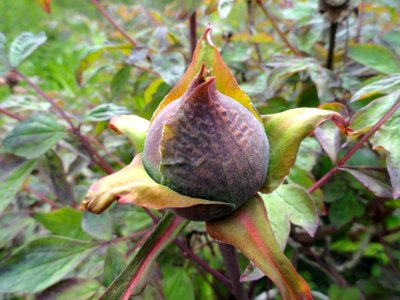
[99,211,189,300]
[351,74,400,102]
[314,121,340,163]
[340,168,392,198]
[206,197,312,300]
[371,113,400,199]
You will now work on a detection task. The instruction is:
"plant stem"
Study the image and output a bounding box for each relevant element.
[326,22,338,70]
[219,243,249,300]
[0,107,23,121]
[91,0,138,47]
[255,0,301,57]
[15,69,115,174]
[308,98,400,193]
[189,11,197,57]
[175,239,232,290]
[25,186,59,209]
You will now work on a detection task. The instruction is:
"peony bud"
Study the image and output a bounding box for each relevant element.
[143,65,269,221]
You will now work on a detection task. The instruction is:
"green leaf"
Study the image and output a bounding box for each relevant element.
[103,245,127,286]
[37,278,104,300]
[0,32,10,75]
[261,108,347,193]
[348,44,400,75]
[82,211,113,240]
[109,115,150,153]
[0,213,34,248]
[372,114,400,198]
[0,155,36,214]
[82,154,233,214]
[329,193,365,227]
[2,114,67,159]
[33,208,92,241]
[9,32,47,67]
[351,74,400,101]
[85,103,130,122]
[287,166,325,214]
[206,197,312,300]
[110,65,131,100]
[261,184,318,249]
[218,0,234,19]
[328,284,361,300]
[40,150,76,205]
[99,212,189,299]
[0,236,95,293]
[75,44,132,85]
[152,52,185,86]
[162,267,195,300]
[350,91,400,135]
[340,168,393,198]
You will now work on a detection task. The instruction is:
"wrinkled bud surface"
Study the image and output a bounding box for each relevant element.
[143,66,269,221]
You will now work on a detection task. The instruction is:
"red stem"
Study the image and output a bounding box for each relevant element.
[91,0,138,47]
[0,108,23,121]
[255,0,301,57]
[308,98,400,193]
[25,187,59,209]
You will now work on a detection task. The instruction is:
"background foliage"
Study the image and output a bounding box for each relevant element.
[0,0,399,299]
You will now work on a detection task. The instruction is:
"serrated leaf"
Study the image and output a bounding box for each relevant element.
[2,114,67,159]
[75,44,132,85]
[348,44,400,75]
[372,114,400,198]
[218,0,234,19]
[33,208,92,241]
[81,154,233,214]
[110,65,131,100]
[9,32,47,67]
[261,184,318,249]
[82,211,113,240]
[152,52,185,86]
[85,103,131,122]
[261,108,347,193]
[0,155,36,214]
[341,168,393,198]
[206,197,312,300]
[35,0,52,14]
[151,26,260,123]
[40,150,76,205]
[0,236,95,293]
[99,212,189,299]
[109,115,150,153]
[351,74,400,101]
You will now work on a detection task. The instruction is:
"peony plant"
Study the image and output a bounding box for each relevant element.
[82,26,348,300]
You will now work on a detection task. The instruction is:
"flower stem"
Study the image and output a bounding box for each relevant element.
[189,11,197,57]
[219,243,249,300]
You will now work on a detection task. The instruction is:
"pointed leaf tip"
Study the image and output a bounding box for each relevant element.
[151,26,261,123]
[262,108,348,193]
[206,197,312,300]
